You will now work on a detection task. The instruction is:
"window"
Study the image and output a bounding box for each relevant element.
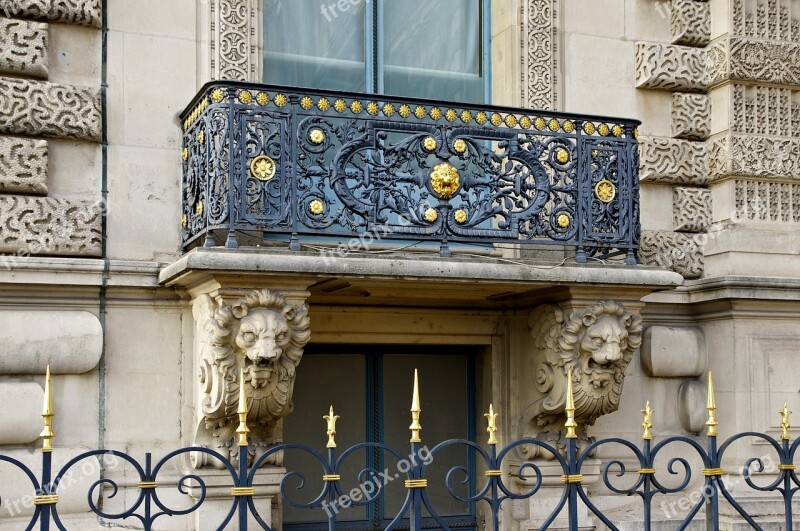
[264,0,490,103]
[284,345,478,530]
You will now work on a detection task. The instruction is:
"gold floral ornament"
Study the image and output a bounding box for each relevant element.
[598,123,610,136]
[594,179,616,203]
[454,209,468,224]
[491,113,502,126]
[250,155,277,181]
[461,110,472,123]
[453,139,468,154]
[399,104,411,118]
[256,92,269,106]
[780,403,792,440]
[422,136,437,152]
[429,162,461,199]
[583,122,596,135]
[300,96,313,110]
[196,201,204,216]
[445,109,457,122]
[211,88,225,103]
[181,214,187,228]
[334,99,347,112]
[383,103,395,116]
[505,115,517,127]
[423,208,438,223]
[197,130,205,144]
[520,116,532,129]
[238,90,253,104]
[309,199,325,215]
[612,125,624,137]
[534,117,546,130]
[556,213,570,228]
[367,102,379,115]
[476,112,488,125]
[563,120,575,133]
[548,119,560,132]
[641,401,654,440]
[182,148,188,161]
[350,100,363,113]
[308,129,326,145]
[274,94,288,107]
[415,106,426,119]
[430,107,442,120]
[556,149,569,164]
[324,405,339,448]
[317,98,330,111]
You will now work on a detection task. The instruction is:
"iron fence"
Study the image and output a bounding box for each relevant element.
[179,83,641,263]
[2,368,798,530]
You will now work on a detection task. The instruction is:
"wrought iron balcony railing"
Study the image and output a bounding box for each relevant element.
[180,82,641,263]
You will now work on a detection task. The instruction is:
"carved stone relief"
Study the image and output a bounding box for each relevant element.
[728,37,800,86]
[635,42,707,92]
[639,136,708,184]
[0,0,101,28]
[0,196,101,256]
[732,84,797,137]
[0,135,47,194]
[210,0,261,81]
[0,17,47,79]
[671,0,711,47]
[734,180,800,222]
[708,134,800,181]
[639,230,704,279]
[673,187,711,232]
[731,0,800,42]
[0,77,101,141]
[521,301,643,455]
[672,93,710,140]
[521,0,560,110]
[193,289,310,467]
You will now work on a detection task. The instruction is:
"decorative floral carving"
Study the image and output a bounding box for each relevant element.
[194,290,310,467]
[639,230,704,278]
[0,136,47,194]
[0,77,101,141]
[708,135,800,182]
[673,187,711,232]
[0,17,47,79]
[728,38,800,86]
[0,0,101,28]
[672,93,710,140]
[0,196,101,256]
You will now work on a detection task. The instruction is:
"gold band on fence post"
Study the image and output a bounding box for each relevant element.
[409,369,422,443]
[564,368,578,439]
[40,365,55,452]
[706,372,718,437]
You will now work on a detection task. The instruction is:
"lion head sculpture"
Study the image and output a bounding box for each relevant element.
[193,290,310,467]
[521,301,642,457]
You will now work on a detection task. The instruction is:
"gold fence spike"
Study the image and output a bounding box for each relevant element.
[564,368,578,439]
[780,402,792,441]
[485,404,499,445]
[40,365,55,452]
[324,405,340,448]
[641,401,654,440]
[236,369,250,446]
[706,372,718,437]
[409,369,422,443]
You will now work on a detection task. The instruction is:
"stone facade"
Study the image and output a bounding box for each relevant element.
[0,0,797,529]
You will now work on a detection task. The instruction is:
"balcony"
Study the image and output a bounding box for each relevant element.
[179,82,641,264]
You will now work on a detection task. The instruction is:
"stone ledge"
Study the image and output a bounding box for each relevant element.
[0,17,48,79]
[0,0,102,28]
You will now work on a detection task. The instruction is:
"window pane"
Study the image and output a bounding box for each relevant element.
[263,0,366,92]
[383,0,484,103]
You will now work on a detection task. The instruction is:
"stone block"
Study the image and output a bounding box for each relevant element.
[0,311,102,373]
[641,326,707,378]
[0,0,101,28]
[0,77,100,141]
[0,382,43,444]
[0,17,47,79]
[673,187,711,232]
[678,380,707,433]
[639,230,704,278]
[671,93,710,140]
[671,0,711,47]
[639,136,707,185]
[0,196,101,257]
[0,136,47,195]
[635,42,707,92]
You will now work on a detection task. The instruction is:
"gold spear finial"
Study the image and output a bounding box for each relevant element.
[236,369,250,446]
[780,402,792,441]
[564,368,577,439]
[409,369,422,443]
[324,406,340,448]
[40,365,55,452]
[641,401,654,440]
[485,404,499,445]
[706,372,718,437]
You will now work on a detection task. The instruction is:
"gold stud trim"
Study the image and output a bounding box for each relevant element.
[779,464,796,471]
[308,129,326,145]
[274,94,288,107]
[33,494,58,506]
[453,139,468,154]
[560,474,583,484]
[702,468,724,477]
[238,91,253,104]
[322,474,341,482]
[638,468,656,475]
[556,213,570,228]
[138,481,158,489]
[405,479,427,489]
[484,470,502,477]
[231,487,256,497]
[454,209,468,224]
[309,199,325,216]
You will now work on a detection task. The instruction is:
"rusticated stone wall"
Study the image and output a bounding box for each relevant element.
[0,0,102,257]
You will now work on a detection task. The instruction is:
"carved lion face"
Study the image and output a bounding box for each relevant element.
[235,308,290,389]
[579,314,629,390]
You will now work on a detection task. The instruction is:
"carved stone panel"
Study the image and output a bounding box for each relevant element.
[521,0,560,110]
[0,0,101,28]
[732,84,797,137]
[708,134,800,182]
[673,187,711,232]
[729,38,800,87]
[639,230,704,278]
[635,42,707,92]
[672,93,710,140]
[734,180,800,223]
[0,135,47,194]
[0,77,101,141]
[0,195,101,256]
[0,17,48,79]
[210,0,261,81]
[671,0,711,47]
[639,136,708,184]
